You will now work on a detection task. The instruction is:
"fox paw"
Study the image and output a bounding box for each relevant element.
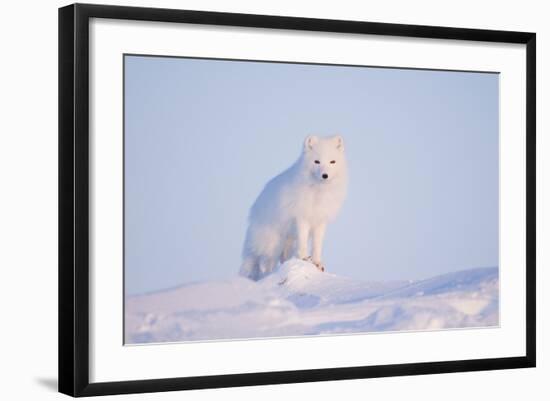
[302,257,325,272]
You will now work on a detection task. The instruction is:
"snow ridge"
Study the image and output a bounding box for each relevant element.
[125,259,498,344]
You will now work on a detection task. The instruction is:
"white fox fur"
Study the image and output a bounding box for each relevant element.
[240,135,348,281]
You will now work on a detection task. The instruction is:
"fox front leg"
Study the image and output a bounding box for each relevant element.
[311,223,327,272]
[295,219,310,261]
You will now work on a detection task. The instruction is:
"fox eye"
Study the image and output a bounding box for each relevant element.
[330,160,336,164]
[314,160,320,164]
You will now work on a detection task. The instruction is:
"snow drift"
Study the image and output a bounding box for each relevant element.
[125,259,498,344]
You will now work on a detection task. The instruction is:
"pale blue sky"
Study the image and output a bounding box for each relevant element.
[124,55,499,296]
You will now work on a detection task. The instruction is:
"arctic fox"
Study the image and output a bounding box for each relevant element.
[240,135,348,281]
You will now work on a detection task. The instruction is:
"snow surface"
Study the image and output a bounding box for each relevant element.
[125,259,498,344]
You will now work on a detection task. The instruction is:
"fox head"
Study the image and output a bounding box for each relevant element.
[302,135,347,183]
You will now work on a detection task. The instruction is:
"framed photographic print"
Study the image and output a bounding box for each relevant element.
[58,3,536,397]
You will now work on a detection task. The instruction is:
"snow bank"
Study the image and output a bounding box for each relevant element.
[125,259,498,344]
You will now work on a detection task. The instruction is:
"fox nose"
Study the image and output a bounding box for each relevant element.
[322,174,328,180]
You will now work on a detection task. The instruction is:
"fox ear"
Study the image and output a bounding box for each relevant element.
[304,135,318,151]
[334,135,344,151]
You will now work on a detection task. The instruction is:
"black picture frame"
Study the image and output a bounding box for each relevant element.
[59,3,536,397]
